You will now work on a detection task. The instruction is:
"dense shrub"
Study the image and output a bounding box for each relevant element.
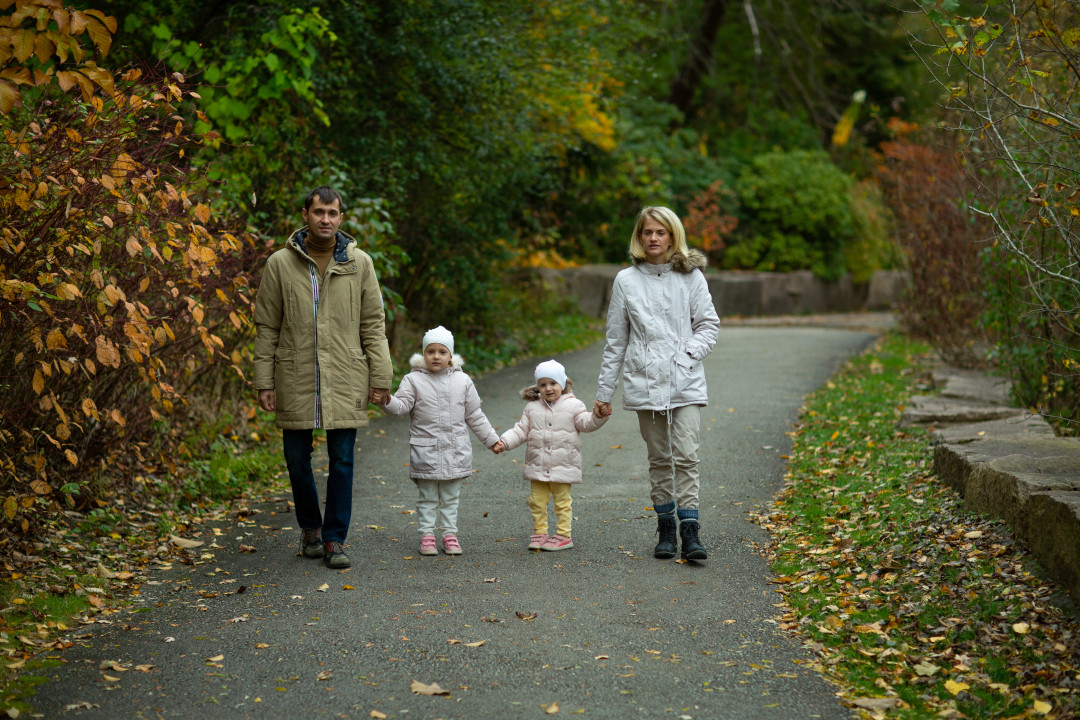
[981,248,1080,429]
[682,179,739,263]
[0,72,259,531]
[875,134,987,366]
[727,150,854,279]
[845,179,902,284]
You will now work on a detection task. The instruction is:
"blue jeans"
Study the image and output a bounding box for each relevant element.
[282,428,356,544]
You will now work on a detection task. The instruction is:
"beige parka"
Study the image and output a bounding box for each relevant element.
[253,229,392,430]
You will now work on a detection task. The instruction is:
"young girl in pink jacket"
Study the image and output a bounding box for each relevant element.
[493,360,608,551]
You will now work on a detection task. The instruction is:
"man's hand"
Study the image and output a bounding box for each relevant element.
[258,389,276,412]
[593,400,612,418]
[369,388,390,406]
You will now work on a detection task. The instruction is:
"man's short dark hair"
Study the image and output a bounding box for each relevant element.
[304,186,344,212]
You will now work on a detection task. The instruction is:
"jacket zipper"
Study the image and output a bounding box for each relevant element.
[309,263,322,429]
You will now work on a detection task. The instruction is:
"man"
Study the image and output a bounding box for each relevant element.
[253,186,392,569]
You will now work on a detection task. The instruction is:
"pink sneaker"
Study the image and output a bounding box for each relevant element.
[442,534,462,555]
[528,534,549,550]
[541,534,573,551]
[419,534,437,556]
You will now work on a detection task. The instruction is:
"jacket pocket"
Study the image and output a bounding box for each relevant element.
[624,342,647,373]
[673,352,698,394]
[409,437,440,474]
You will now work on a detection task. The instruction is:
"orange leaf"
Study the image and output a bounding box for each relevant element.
[32,369,44,395]
[194,203,211,224]
[46,328,67,350]
[64,449,78,466]
[81,397,98,419]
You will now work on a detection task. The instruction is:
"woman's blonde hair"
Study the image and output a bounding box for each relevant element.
[628,206,689,262]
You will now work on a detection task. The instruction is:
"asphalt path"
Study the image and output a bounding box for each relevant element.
[34,325,878,720]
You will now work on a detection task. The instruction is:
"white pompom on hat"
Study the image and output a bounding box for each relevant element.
[422,325,454,354]
[534,359,567,388]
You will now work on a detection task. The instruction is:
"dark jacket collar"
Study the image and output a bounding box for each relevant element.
[291,228,352,264]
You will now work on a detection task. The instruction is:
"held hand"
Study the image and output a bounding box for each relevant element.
[593,400,612,418]
[258,389,276,412]
[492,440,506,454]
[369,388,390,406]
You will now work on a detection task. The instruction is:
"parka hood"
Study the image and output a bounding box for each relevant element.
[409,353,466,372]
[632,248,708,274]
[520,378,575,401]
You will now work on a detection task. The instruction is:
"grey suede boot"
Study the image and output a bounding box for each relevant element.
[679,520,707,560]
[654,516,677,559]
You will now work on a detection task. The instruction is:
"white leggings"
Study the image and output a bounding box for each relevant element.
[415,478,464,535]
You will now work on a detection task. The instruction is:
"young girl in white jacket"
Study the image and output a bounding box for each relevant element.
[493,360,608,551]
[380,326,500,556]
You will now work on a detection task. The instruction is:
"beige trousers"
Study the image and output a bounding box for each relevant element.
[636,406,701,510]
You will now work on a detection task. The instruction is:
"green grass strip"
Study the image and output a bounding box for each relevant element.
[756,332,1079,719]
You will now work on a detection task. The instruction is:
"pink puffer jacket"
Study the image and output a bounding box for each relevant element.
[499,385,608,485]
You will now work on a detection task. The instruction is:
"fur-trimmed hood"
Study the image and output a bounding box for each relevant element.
[632,248,708,274]
[408,352,466,373]
[520,378,574,401]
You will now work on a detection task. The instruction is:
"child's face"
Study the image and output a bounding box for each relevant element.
[538,377,563,402]
[425,344,451,372]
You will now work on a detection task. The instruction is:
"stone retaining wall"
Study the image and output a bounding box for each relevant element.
[532,266,907,318]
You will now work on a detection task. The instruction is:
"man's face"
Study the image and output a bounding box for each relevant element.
[302,197,343,245]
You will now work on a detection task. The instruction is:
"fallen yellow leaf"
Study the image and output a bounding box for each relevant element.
[343,585,355,590]
[317,583,330,592]
[370,712,388,719]
[545,701,560,714]
[1032,699,1053,715]
[206,655,224,662]
[1012,622,1030,634]
[944,679,969,695]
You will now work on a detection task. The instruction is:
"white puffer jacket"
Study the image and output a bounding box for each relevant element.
[383,354,500,480]
[596,250,721,411]
[499,384,608,485]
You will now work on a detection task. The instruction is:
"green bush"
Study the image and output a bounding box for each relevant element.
[980,248,1080,432]
[845,180,902,283]
[721,230,823,274]
[729,150,855,280]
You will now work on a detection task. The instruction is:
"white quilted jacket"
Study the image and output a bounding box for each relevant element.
[383,354,500,480]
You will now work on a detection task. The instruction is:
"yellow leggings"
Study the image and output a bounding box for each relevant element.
[528,480,573,537]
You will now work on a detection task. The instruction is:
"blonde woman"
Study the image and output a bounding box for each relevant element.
[594,206,721,561]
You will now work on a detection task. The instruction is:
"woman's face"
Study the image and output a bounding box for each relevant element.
[639,217,672,264]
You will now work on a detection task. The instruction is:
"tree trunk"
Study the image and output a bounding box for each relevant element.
[666,0,730,122]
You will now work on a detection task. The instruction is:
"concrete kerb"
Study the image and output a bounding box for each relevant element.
[531,265,907,319]
[904,367,1080,605]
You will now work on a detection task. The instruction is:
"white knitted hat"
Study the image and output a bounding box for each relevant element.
[422,325,454,354]
[534,359,567,388]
